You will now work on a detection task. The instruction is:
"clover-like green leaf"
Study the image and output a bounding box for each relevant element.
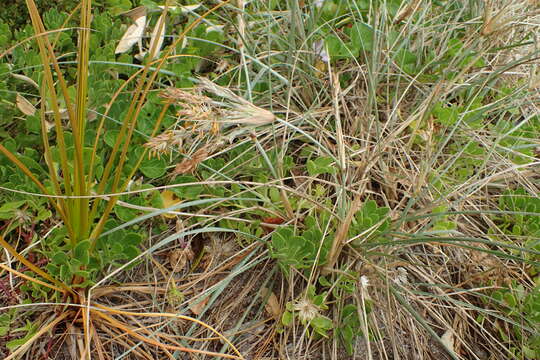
[350,22,374,53]
[307,157,336,176]
[310,316,333,338]
[140,157,167,178]
[73,240,91,266]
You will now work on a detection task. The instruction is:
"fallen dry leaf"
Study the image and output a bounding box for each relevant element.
[115,8,147,54]
[260,287,281,320]
[11,73,39,89]
[158,5,201,14]
[440,328,455,352]
[16,93,36,116]
[189,294,210,315]
[168,246,194,272]
[45,108,69,120]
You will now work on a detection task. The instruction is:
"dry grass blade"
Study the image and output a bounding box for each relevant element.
[93,304,243,352]
[0,263,63,293]
[149,11,166,59]
[323,197,363,275]
[97,321,153,359]
[394,0,423,24]
[0,27,79,61]
[119,5,146,20]
[0,235,73,295]
[92,309,244,359]
[4,311,70,360]
[481,2,512,36]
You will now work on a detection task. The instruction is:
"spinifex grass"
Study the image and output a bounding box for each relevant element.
[0,0,245,358]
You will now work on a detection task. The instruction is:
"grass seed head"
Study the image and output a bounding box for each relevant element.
[198,77,276,126]
[159,81,275,127]
[172,147,209,175]
[143,130,183,158]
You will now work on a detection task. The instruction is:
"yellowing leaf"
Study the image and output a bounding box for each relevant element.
[160,190,181,218]
[16,93,36,116]
[115,11,147,54]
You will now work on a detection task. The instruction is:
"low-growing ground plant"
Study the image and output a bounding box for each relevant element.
[0,0,248,358]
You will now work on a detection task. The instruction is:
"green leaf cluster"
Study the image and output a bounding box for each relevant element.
[270,225,332,276]
[307,156,336,176]
[497,188,540,276]
[488,282,540,359]
[498,188,540,239]
[320,272,368,354]
[492,115,540,165]
[349,200,390,246]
